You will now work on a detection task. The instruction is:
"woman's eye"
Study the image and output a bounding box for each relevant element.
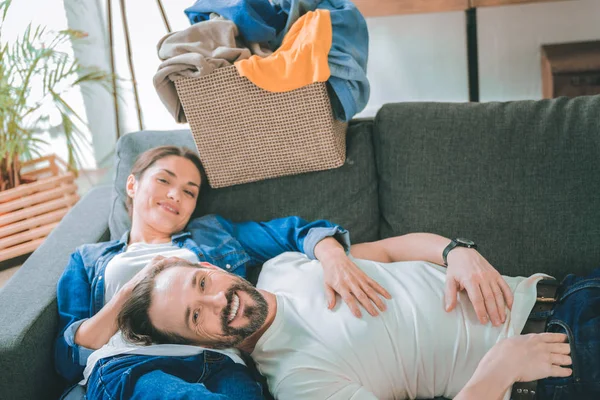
[185,190,195,198]
[200,278,205,291]
[157,178,168,184]
[193,311,199,324]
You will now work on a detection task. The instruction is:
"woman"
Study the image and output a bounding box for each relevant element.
[55,146,392,400]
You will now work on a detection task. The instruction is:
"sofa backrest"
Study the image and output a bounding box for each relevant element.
[373,95,600,279]
[109,120,380,246]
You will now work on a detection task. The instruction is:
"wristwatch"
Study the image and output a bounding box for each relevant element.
[442,238,477,266]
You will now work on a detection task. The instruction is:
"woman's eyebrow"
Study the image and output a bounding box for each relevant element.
[159,168,200,188]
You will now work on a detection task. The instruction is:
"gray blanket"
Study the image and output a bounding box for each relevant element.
[154,15,272,123]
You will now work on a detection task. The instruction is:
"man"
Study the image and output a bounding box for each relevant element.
[118,234,598,400]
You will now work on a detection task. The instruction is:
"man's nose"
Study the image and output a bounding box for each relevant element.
[200,291,228,316]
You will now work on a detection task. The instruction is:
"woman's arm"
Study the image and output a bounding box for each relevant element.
[211,214,351,263]
[73,289,130,350]
[55,251,155,383]
[55,249,95,382]
[74,259,159,349]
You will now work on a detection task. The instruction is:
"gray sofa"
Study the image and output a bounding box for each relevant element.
[1,95,600,400]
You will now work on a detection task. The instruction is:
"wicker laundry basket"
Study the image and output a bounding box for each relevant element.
[174,65,348,188]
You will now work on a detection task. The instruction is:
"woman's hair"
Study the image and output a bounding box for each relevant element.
[118,256,198,346]
[126,146,204,215]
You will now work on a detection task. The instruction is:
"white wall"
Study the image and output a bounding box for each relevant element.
[478,0,600,102]
[6,0,600,166]
[359,0,600,118]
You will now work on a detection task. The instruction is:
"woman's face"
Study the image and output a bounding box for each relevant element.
[127,155,201,236]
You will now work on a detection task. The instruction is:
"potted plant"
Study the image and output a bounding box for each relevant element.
[0,0,110,261]
[0,0,110,191]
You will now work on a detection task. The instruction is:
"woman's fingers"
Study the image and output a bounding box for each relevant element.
[349,283,379,316]
[368,277,392,300]
[340,289,362,318]
[362,281,387,312]
[324,285,337,309]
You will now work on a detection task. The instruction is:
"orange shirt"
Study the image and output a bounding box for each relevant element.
[235,9,332,92]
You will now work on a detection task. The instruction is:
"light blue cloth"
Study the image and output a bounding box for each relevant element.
[184,0,369,121]
[184,0,288,43]
[272,0,370,121]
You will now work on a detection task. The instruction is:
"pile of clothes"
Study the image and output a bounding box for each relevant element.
[154,0,369,123]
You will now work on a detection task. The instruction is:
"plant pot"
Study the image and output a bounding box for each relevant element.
[0,155,79,263]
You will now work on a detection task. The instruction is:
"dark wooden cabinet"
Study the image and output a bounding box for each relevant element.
[542,41,600,98]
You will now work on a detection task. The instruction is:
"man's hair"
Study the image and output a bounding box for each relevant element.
[117,256,199,346]
[126,146,204,216]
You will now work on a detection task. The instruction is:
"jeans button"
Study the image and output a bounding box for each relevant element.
[226,264,231,269]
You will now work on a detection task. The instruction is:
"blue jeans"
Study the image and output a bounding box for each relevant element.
[85,351,264,400]
[538,268,600,400]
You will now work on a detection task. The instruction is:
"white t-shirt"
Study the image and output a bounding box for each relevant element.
[252,252,547,400]
[79,241,245,385]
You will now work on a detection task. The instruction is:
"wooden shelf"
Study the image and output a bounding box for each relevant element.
[353,0,576,17]
[352,0,468,17]
[471,0,572,7]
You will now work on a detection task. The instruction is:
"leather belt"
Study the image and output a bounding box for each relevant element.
[511,278,560,400]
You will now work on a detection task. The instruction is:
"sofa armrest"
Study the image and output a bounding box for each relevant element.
[0,185,112,400]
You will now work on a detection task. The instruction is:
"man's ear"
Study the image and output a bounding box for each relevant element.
[126,174,137,200]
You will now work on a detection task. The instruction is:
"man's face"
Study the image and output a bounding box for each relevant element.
[148,264,268,349]
[127,156,201,235]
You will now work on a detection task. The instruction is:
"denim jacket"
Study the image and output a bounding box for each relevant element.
[55,214,350,384]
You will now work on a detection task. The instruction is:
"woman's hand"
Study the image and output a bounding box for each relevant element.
[445,247,514,326]
[318,247,391,318]
[119,255,168,298]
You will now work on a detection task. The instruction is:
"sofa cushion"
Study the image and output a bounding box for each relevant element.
[109,120,379,246]
[374,95,600,279]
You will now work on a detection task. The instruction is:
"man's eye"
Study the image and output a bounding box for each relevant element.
[200,278,205,291]
[193,311,199,324]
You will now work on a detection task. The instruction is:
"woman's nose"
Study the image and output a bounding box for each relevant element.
[167,188,181,202]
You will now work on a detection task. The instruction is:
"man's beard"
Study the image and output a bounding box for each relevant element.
[210,278,268,349]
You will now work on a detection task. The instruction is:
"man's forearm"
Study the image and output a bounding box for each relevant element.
[455,378,509,400]
[455,354,514,400]
[374,233,451,264]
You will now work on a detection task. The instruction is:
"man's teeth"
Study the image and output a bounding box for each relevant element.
[228,294,240,322]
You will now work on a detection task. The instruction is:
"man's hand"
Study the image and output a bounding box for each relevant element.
[478,333,571,385]
[445,247,514,326]
[456,333,572,400]
[119,255,173,298]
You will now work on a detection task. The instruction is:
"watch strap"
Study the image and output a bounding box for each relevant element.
[442,239,458,266]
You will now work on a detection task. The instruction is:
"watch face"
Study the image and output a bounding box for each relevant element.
[456,238,475,246]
